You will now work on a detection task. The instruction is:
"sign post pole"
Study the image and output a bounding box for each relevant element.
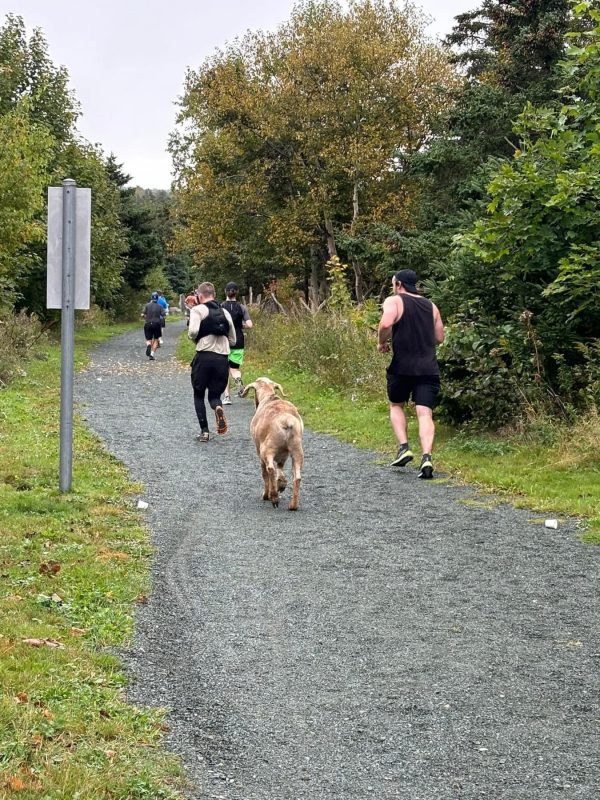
[59,179,76,492]
[47,179,90,492]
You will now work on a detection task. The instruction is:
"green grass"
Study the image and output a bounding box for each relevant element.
[0,323,185,799]
[223,332,600,545]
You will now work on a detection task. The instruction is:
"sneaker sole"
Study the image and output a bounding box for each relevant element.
[391,453,414,467]
[418,466,433,480]
[215,406,228,435]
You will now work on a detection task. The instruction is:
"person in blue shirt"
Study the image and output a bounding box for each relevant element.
[156,291,169,345]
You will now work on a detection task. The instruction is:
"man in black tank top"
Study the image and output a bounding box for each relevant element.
[377,269,445,479]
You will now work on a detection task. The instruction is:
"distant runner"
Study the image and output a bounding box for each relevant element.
[156,291,169,345]
[377,269,445,479]
[142,292,164,361]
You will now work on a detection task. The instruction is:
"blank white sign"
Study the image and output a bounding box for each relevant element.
[46,187,91,310]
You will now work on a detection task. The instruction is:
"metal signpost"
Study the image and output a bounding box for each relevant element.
[47,179,91,492]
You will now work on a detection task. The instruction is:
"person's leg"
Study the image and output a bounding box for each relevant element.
[206,354,230,434]
[143,323,153,357]
[193,387,209,432]
[415,405,435,454]
[222,363,234,404]
[386,372,414,466]
[229,350,245,395]
[413,378,439,479]
[390,403,408,445]
[413,378,440,456]
[191,355,210,434]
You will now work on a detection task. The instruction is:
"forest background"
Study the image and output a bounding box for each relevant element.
[2,0,600,428]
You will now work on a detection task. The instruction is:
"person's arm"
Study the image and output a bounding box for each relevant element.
[225,310,236,345]
[241,305,253,329]
[432,303,445,344]
[377,297,401,353]
[188,305,204,341]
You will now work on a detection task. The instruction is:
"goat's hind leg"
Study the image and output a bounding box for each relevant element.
[276,459,288,493]
[288,446,303,511]
[263,456,279,507]
[260,461,269,501]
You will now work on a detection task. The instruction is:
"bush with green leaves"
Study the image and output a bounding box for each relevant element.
[435,1,600,424]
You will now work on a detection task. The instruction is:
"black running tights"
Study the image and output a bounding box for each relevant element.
[191,351,229,432]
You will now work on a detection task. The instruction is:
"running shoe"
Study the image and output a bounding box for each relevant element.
[215,406,228,435]
[196,431,210,443]
[222,394,232,406]
[159,337,163,346]
[149,352,155,360]
[391,443,414,467]
[146,344,151,357]
[235,377,245,397]
[418,454,434,480]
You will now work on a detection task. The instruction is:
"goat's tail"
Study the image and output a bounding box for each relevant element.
[278,413,303,436]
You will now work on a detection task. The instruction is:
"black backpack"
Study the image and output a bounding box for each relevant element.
[195,301,229,341]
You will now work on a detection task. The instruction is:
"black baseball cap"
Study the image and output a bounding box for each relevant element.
[393,269,418,294]
[225,281,238,292]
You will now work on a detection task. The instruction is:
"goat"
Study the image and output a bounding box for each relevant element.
[242,377,304,511]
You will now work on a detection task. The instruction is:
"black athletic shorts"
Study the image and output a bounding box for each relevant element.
[144,321,162,341]
[386,372,440,408]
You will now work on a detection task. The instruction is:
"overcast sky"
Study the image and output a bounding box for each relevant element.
[5,0,475,189]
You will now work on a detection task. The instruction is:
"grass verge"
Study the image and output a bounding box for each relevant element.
[176,324,600,546]
[0,324,185,799]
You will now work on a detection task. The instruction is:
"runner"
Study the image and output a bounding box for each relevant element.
[377,269,445,479]
[156,291,169,345]
[220,281,253,405]
[188,282,236,442]
[142,292,163,361]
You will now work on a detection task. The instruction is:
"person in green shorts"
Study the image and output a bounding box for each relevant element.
[221,282,253,404]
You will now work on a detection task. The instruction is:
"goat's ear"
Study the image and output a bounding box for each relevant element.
[273,382,286,396]
[241,382,257,397]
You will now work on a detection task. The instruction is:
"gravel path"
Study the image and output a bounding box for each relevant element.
[76,322,599,800]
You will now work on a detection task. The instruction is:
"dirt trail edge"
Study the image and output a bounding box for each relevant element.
[76,322,599,800]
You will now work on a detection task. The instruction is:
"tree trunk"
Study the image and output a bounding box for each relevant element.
[351,179,365,302]
[309,249,320,310]
[324,214,337,258]
[351,258,365,303]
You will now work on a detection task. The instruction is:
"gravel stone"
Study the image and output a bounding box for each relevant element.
[76,322,600,799]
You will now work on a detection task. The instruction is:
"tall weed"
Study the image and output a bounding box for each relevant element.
[248,308,385,400]
[0,310,46,387]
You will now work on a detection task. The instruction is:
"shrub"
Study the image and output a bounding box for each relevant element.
[0,310,46,387]
[248,307,384,400]
[76,304,112,328]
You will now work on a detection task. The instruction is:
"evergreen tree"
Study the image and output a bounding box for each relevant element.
[403,0,574,281]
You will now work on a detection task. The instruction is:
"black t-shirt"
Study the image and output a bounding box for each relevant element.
[221,300,246,349]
